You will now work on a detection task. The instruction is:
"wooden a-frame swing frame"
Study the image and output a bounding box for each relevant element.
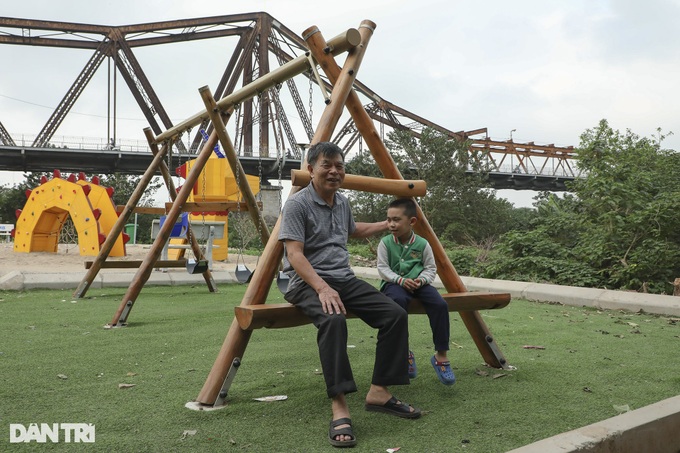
[74,19,511,409]
[192,20,511,408]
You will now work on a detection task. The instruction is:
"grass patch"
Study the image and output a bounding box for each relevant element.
[0,283,679,452]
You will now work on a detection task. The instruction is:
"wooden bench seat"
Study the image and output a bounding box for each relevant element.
[115,202,262,215]
[234,291,511,330]
[85,259,188,269]
[165,244,219,250]
[164,201,261,213]
[116,205,167,215]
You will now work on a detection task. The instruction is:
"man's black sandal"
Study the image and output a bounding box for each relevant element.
[328,417,357,448]
[365,396,421,419]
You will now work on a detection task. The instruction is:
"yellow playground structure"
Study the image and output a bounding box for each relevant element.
[168,154,260,262]
[12,153,258,262]
[13,171,128,256]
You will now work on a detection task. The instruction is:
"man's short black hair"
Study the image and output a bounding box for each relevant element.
[307,142,344,166]
[388,198,418,219]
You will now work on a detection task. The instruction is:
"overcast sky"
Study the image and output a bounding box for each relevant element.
[2,0,680,207]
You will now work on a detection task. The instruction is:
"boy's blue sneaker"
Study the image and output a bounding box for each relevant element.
[408,350,417,379]
[430,355,456,385]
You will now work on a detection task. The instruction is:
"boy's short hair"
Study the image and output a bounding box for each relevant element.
[388,198,418,219]
[307,142,344,166]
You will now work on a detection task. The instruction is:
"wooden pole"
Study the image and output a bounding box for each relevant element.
[73,132,173,298]
[106,29,364,323]
[199,86,270,245]
[306,24,509,368]
[73,29,363,300]
[141,128,216,291]
[291,169,426,197]
[109,126,221,326]
[194,21,374,406]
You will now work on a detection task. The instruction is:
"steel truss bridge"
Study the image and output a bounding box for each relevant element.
[0,13,579,190]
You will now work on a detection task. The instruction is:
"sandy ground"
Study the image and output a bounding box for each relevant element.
[0,242,258,277]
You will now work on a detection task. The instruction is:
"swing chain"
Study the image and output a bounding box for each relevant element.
[199,130,207,245]
[235,144,242,215]
[255,156,263,243]
[308,70,314,126]
[185,211,193,254]
[233,103,241,155]
[234,145,246,257]
[165,139,174,202]
[166,139,172,170]
[277,143,284,215]
[187,126,206,260]
[186,127,192,155]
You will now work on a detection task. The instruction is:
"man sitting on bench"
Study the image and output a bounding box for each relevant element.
[279,142,421,448]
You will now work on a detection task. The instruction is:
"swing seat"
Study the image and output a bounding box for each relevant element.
[276,271,290,293]
[187,259,209,274]
[235,264,253,283]
[159,213,189,238]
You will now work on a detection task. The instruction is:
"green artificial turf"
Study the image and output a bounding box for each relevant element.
[0,282,678,452]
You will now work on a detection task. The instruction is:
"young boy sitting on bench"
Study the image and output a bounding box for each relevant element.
[377,198,456,385]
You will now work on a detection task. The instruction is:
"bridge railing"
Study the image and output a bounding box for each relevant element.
[6,133,582,179]
[470,153,582,178]
[10,134,152,153]
[486,163,579,178]
[8,133,299,160]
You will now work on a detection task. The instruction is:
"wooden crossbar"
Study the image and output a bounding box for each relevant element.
[116,205,167,215]
[114,202,262,215]
[85,259,188,269]
[234,291,511,330]
[164,201,261,213]
[291,170,427,197]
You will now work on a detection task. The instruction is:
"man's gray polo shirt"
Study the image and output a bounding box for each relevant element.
[279,183,356,291]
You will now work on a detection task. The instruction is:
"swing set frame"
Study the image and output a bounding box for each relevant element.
[72,20,512,409]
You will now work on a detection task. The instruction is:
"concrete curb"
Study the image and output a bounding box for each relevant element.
[507,394,680,453]
[0,269,238,291]
[455,277,680,317]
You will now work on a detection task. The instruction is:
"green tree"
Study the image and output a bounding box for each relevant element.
[344,151,392,224]
[0,184,25,224]
[571,120,680,292]
[481,192,600,286]
[384,128,517,243]
[485,120,680,293]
